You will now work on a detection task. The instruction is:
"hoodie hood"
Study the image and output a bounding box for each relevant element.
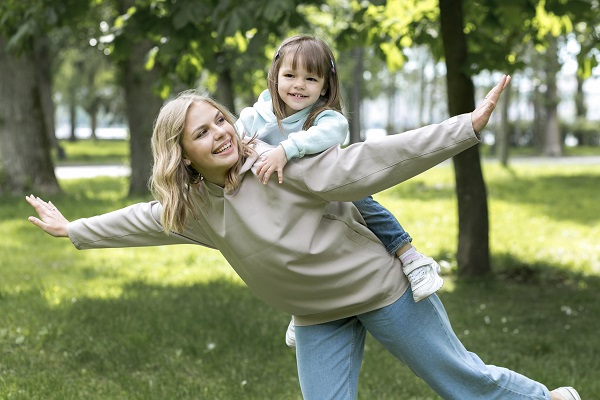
[253,89,313,126]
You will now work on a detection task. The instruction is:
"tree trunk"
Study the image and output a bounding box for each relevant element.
[69,97,77,142]
[542,35,562,157]
[120,39,163,196]
[89,107,98,141]
[439,0,491,277]
[0,36,60,195]
[33,36,64,159]
[574,74,587,145]
[498,82,511,166]
[215,66,236,114]
[532,80,545,150]
[385,73,397,134]
[348,46,363,144]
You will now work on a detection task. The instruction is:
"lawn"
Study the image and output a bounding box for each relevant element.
[1,152,599,399]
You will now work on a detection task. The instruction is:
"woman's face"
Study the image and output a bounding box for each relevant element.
[181,101,239,186]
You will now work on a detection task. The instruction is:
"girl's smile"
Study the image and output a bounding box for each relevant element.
[277,57,327,117]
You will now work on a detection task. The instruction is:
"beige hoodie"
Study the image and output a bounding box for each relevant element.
[68,114,478,326]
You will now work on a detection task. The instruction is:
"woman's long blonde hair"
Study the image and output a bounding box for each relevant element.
[149,91,255,234]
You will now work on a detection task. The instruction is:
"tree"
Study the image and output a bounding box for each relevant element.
[0,35,60,195]
[438,0,491,276]
[0,0,68,195]
[541,34,562,156]
[96,0,325,195]
[371,0,596,276]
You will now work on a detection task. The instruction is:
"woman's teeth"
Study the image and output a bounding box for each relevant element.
[214,142,231,154]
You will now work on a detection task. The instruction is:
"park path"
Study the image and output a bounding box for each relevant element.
[55,156,600,180]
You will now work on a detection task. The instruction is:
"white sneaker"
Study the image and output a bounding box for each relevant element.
[551,387,581,400]
[402,256,443,302]
[285,318,296,348]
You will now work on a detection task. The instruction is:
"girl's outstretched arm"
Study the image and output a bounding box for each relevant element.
[25,194,69,238]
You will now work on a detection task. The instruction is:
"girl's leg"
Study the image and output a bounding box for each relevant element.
[295,317,366,400]
[353,196,442,302]
[359,291,552,399]
[352,196,410,254]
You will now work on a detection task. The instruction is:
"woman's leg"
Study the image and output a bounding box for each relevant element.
[359,291,552,399]
[295,317,366,400]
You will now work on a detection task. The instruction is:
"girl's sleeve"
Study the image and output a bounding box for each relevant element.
[298,114,480,201]
[280,111,348,160]
[67,201,216,250]
[236,107,257,137]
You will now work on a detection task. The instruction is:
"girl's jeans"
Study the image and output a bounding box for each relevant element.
[295,290,551,400]
[353,196,411,254]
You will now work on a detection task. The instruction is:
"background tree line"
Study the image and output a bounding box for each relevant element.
[1,0,598,278]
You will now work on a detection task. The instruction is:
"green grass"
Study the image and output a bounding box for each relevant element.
[1,161,599,399]
[55,139,130,166]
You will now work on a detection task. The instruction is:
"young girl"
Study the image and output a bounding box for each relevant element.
[235,35,443,348]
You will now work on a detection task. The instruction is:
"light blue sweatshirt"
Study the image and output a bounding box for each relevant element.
[235,90,348,160]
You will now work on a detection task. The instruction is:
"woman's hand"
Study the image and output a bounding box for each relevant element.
[471,74,511,134]
[25,195,69,238]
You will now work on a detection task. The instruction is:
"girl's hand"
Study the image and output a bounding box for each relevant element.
[256,145,288,185]
[25,195,69,238]
[471,74,511,134]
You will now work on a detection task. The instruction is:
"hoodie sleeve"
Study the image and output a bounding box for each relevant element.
[236,106,258,137]
[279,110,348,160]
[67,201,217,250]
[298,113,480,201]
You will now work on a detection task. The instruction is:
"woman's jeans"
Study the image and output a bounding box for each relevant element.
[353,196,411,254]
[295,290,551,400]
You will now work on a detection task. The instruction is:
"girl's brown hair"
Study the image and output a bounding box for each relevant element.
[267,35,343,131]
[149,91,255,234]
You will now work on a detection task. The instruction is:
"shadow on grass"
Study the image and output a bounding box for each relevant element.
[488,172,599,226]
[435,254,600,399]
[1,279,299,399]
[381,170,599,227]
[2,262,599,399]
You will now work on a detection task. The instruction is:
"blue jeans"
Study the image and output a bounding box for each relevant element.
[295,290,551,400]
[353,196,411,254]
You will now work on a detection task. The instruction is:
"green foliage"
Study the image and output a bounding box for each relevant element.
[0,0,94,53]
[1,160,599,398]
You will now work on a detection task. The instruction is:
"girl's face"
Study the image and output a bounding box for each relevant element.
[277,56,327,117]
[181,101,239,187]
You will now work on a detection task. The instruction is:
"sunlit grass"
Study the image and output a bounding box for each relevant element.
[1,160,599,399]
[55,139,129,165]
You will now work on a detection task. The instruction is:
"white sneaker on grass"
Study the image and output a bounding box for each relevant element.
[550,387,581,400]
[402,256,443,302]
[285,318,296,348]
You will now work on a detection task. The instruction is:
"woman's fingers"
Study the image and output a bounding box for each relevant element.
[472,74,511,133]
[25,194,69,237]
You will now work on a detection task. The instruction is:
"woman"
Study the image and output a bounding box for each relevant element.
[26,75,580,400]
